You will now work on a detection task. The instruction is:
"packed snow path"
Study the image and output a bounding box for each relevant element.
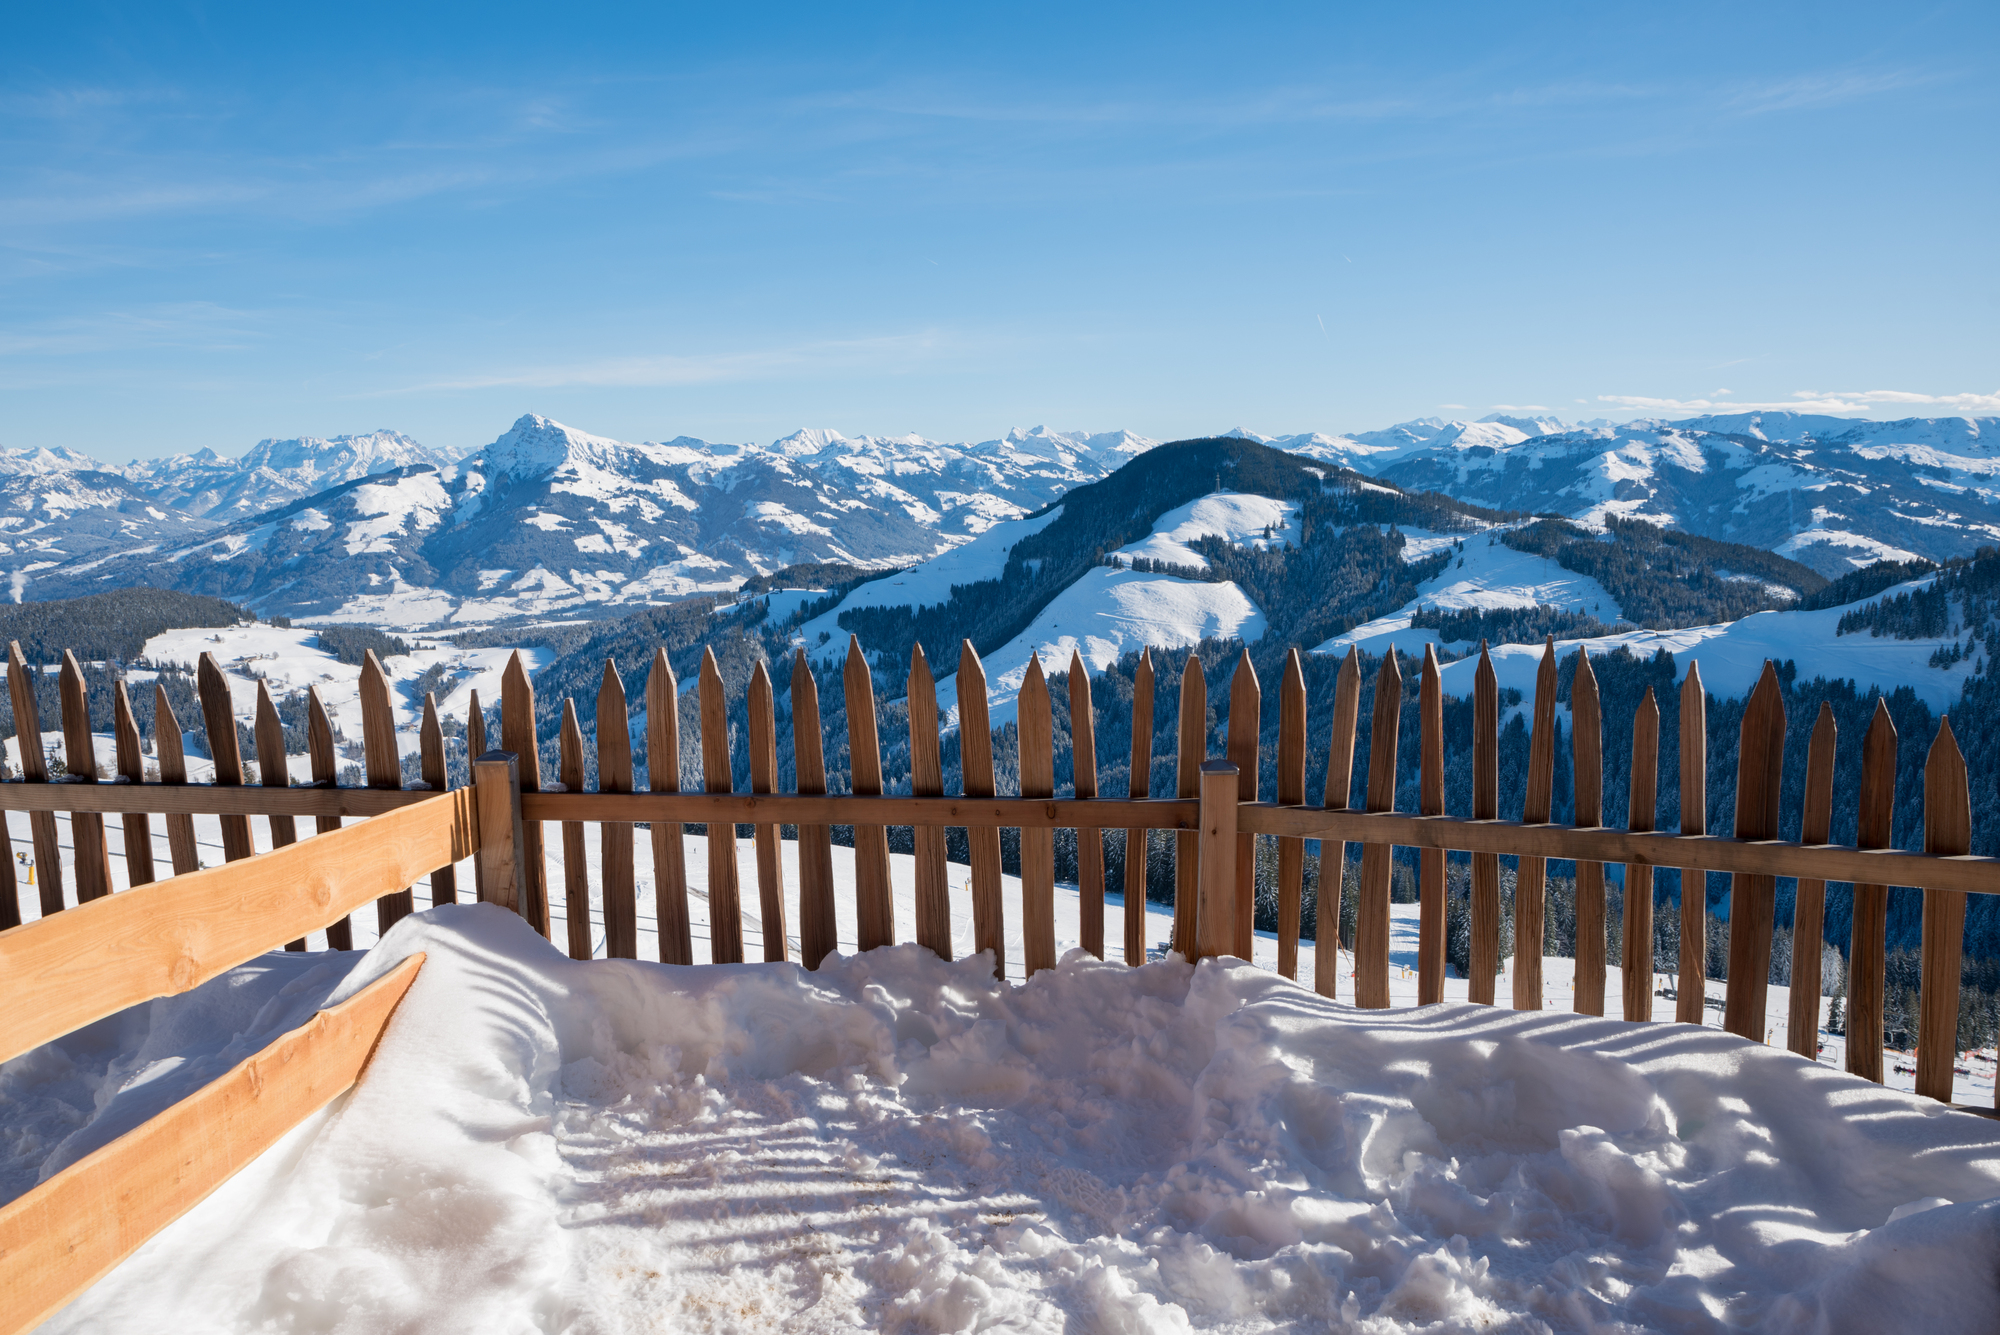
[16,906,2000,1333]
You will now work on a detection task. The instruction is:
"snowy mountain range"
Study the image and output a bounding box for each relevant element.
[10,408,1999,623]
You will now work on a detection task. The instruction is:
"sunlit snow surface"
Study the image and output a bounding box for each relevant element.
[7,815,2000,1332]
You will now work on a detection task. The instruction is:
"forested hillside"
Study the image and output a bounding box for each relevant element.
[1499,517,1826,627]
[0,588,246,664]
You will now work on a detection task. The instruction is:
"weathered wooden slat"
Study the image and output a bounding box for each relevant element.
[1622,687,1659,1022]
[1226,651,1260,961]
[958,641,1006,977]
[1275,648,1307,981]
[0,953,425,1335]
[8,642,64,916]
[361,650,413,934]
[1069,649,1105,960]
[1571,648,1605,1016]
[746,660,787,963]
[502,650,550,939]
[596,663,636,959]
[1417,644,1446,1004]
[1320,645,1362,1000]
[1019,655,1057,975]
[1195,759,1240,963]
[1513,637,1558,1012]
[1469,643,1500,1005]
[1848,698,1896,1084]
[1677,661,1708,1025]
[0,790,475,1065]
[647,651,692,965]
[58,652,113,903]
[467,687,488,904]
[473,751,525,912]
[113,680,154,889]
[157,685,202,885]
[255,682,304,950]
[907,645,951,959]
[1723,661,1787,1040]
[698,647,743,964]
[197,651,256,868]
[1172,654,1206,961]
[791,649,837,969]
[844,637,895,952]
[1916,717,1970,1104]
[558,699,592,960]
[1121,648,1155,966]
[420,692,457,908]
[1356,649,1402,1009]
[1787,703,1837,1057]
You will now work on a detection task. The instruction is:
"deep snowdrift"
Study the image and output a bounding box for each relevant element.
[22,906,2000,1333]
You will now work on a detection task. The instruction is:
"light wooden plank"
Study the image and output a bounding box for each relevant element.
[420,692,456,908]
[0,791,474,1064]
[8,641,64,917]
[1069,648,1105,960]
[1226,650,1260,961]
[1275,648,1306,981]
[1417,644,1446,1005]
[1848,698,1897,1084]
[746,660,787,963]
[1622,687,1659,1022]
[360,650,413,934]
[1571,648,1605,1016]
[0,953,426,1335]
[1513,637,1558,1012]
[1917,716,1970,1104]
[597,662,635,959]
[1018,655,1057,974]
[908,645,951,958]
[1122,648,1155,967]
[198,651,256,866]
[1320,645,1362,1001]
[559,699,592,960]
[1786,703,1836,1057]
[255,682,305,951]
[1356,649,1402,1009]
[698,647,743,964]
[1677,661,1708,1025]
[843,636,894,952]
[958,641,1005,977]
[1723,660,1787,1040]
[646,652,691,965]
[791,649,837,969]
[502,650,550,939]
[112,680,154,889]
[59,652,113,903]
[1172,654,1206,961]
[1195,759,1240,963]
[156,684,202,886]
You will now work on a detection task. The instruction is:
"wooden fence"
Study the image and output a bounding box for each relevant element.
[2,629,1999,1325]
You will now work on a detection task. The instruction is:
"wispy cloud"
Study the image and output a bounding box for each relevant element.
[1725,69,1935,116]
[1597,389,2000,417]
[0,301,266,356]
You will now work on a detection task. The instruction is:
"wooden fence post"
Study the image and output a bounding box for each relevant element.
[1019,655,1057,975]
[1787,704,1837,1057]
[595,665,635,956]
[789,650,838,968]
[698,647,743,964]
[501,650,549,939]
[420,692,456,906]
[1513,637,1557,1012]
[648,651,692,965]
[1172,654,1206,961]
[1121,648,1155,966]
[1418,644,1445,1005]
[1676,661,1708,1025]
[958,641,1005,977]
[746,660,788,963]
[1070,649,1105,960]
[1724,661,1787,1040]
[1276,648,1307,981]
[1227,651,1260,961]
[473,750,525,913]
[1356,648,1402,1009]
[844,637,894,951]
[305,685,350,949]
[197,651,256,866]
[1848,698,1897,1083]
[112,680,155,889]
[1622,687,1659,1022]
[558,700,592,960]
[907,645,952,959]
[58,652,112,903]
[1916,716,1970,1104]
[467,687,487,904]
[1469,643,1500,1005]
[1195,759,1240,962]
[1320,646,1362,1000]
[8,642,64,916]
[1571,648,1605,1016]
[254,681,303,950]
[360,650,412,933]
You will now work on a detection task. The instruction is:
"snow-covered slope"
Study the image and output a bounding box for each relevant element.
[127,430,458,521]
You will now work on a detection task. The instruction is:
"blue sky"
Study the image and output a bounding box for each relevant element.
[4,2,1996,461]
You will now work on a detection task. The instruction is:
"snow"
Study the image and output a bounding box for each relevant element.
[1116,493,1301,570]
